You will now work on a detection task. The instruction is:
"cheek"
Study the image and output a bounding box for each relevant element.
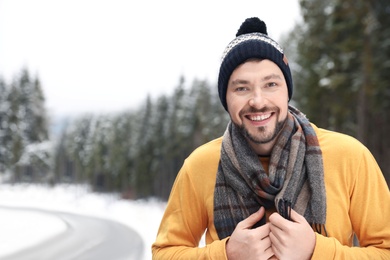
[276,91,289,117]
[226,96,244,121]
[279,100,289,120]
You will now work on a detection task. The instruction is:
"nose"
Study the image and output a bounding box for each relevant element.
[248,89,265,108]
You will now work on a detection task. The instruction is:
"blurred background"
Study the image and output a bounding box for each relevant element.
[0,0,389,258]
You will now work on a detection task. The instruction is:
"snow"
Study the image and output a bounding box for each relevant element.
[0,207,67,257]
[0,184,166,260]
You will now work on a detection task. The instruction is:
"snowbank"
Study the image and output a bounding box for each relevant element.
[0,184,166,260]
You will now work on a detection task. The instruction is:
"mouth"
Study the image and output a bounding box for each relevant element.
[247,113,272,122]
[240,107,278,126]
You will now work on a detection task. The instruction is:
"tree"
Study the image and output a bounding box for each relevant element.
[0,78,10,172]
[5,82,25,180]
[290,0,390,184]
[108,112,137,196]
[52,76,230,199]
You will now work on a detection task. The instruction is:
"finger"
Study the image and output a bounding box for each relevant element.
[237,207,265,229]
[269,212,285,230]
[270,231,284,257]
[254,222,271,240]
[271,242,282,260]
[269,211,283,223]
[263,245,276,259]
[261,234,272,247]
[259,236,274,258]
[269,226,283,245]
[289,208,305,223]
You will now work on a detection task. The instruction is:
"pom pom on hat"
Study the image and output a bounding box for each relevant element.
[218,17,293,111]
[236,17,268,36]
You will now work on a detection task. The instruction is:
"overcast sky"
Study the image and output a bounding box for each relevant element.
[0,0,300,118]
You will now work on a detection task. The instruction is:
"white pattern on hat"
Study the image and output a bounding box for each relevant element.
[220,33,284,63]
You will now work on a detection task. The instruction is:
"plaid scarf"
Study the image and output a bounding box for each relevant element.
[214,105,326,239]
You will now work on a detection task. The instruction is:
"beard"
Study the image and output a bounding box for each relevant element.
[235,107,287,144]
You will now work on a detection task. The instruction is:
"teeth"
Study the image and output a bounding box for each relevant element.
[250,114,271,121]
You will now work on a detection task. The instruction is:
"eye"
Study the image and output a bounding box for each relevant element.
[266,82,277,88]
[235,86,249,92]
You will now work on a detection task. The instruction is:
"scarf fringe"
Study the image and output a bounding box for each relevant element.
[312,223,328,236]
[280,199,328,236]
[278,199,292,220]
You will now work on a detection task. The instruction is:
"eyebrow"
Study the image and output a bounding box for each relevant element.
[231,79,249,85]
[230,73,283,86]
[262,73,283,81]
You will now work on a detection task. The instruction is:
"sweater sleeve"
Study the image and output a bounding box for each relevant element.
[152,159,228,259]
[311,145,390,259]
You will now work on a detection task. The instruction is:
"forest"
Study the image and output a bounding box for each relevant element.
[1,0,389,200]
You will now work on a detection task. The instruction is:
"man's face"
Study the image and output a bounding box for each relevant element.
[226,59,289,151]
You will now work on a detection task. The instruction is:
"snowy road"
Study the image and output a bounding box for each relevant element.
[1,206,144,260]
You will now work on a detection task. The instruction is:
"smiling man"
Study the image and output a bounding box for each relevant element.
[227,60,289,155]
[152,17,390,259]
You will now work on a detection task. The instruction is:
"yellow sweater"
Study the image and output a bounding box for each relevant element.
[152,124,390,259]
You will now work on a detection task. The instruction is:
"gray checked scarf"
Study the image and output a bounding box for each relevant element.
[214,105,326,239]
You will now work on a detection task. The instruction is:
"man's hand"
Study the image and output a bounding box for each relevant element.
[269,209,316,260]
[226,207,275,260]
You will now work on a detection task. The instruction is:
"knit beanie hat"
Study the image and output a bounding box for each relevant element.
[218,17,293,111]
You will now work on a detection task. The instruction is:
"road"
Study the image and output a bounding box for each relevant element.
[1,207,144,260]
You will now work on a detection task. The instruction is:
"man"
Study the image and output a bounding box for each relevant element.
[152,17,390,259]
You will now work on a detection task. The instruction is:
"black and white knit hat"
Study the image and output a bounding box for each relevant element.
[218,17,293,111]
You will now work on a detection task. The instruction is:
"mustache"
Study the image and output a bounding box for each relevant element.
[239,106,279,116]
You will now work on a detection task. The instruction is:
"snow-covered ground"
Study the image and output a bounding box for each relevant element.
[0,184,166,260]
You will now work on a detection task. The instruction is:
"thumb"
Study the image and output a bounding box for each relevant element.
[237,207,265,229]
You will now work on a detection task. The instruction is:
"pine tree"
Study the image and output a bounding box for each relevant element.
[29,77,49,142]
[363,0,390,185]
[108,112,137,197]
[0,78,9,172]
[12,69,51,181]
[132,95,155,197]
[4,81,24,181]
[291,0,390,184]
[64,114,96,183]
